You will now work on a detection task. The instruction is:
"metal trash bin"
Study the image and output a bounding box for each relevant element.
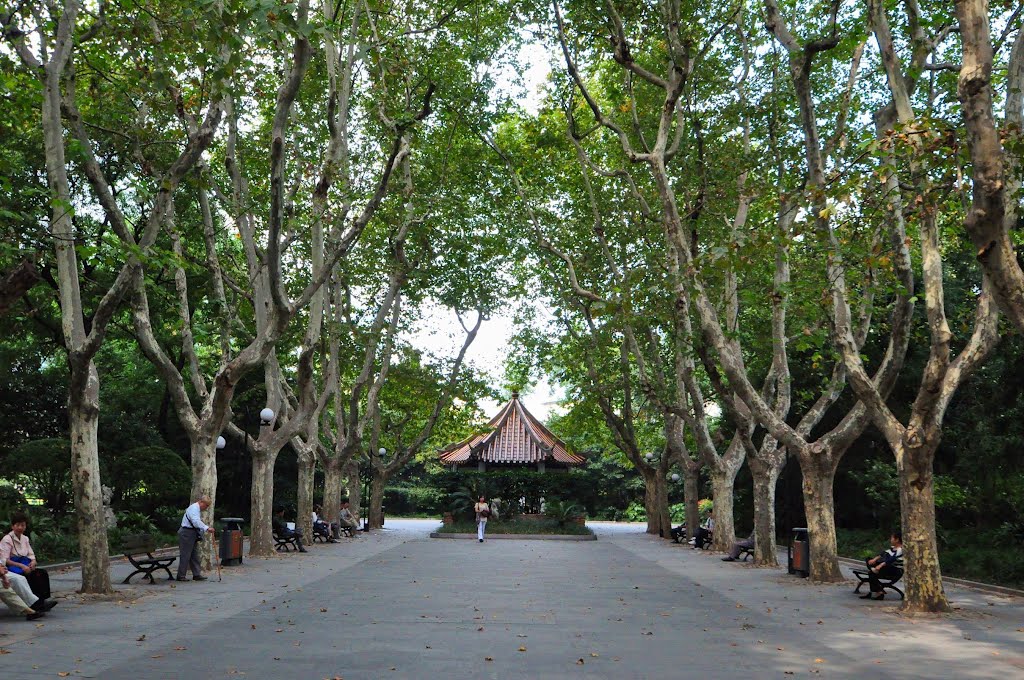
[788,527,809,577]
[219,517,245,566]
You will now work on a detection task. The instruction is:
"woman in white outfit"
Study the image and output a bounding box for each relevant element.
[474,496,490,543]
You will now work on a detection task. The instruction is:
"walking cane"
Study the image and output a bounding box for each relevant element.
[211,531,222,582]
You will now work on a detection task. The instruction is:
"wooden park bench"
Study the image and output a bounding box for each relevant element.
[852,567,905,600]
[311,523,355,543]
[273,530,302,552]
[738,545,754,561]
[121,533,176,584]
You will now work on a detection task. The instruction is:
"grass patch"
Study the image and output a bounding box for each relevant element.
[436,518,593,536]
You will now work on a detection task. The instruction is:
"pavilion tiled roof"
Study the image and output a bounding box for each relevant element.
[438,393,584,467]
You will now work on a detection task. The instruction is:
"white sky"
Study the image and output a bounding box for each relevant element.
[403,301,563,421]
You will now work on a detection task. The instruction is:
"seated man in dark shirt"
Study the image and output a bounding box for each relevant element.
[272,507,308,553]
[861,531,903,600]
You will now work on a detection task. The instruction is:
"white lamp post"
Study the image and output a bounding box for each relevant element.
[259,407,275,426]
[645,452,655,461]
[671,473,680,482]
[216,436,226,450]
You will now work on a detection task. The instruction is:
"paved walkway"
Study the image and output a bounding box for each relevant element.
[1,520,1021,678]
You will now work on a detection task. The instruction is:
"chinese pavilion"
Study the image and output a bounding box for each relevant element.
[438,392,585,471]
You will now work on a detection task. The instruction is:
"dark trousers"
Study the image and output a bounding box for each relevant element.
[694,527,712,549]
[865,558,900,592]
[283,528,305,550]
[27,569,50,600]
[728,538,755,559]
[177,528,203,578]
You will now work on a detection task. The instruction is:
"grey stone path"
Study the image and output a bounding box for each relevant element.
[1,520,1021,679]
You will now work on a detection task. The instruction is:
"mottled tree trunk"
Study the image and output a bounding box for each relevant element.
[68,360,113,594]
[896,436,951,613]
[749,453,785,567]
[249,449,277,557]
[188,432,219,571]
[322,457,344,527]
[683,461,700,539]
[653,470,671,538]
[796,452,843,582]
[296,448,315,543]
[709,468,737,552]
[345,459,361,523]
[367,468,386,529]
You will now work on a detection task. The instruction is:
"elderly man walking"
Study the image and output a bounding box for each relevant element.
[178,495,215,582]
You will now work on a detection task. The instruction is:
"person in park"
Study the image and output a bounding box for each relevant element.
[0,561,54,618]
[312,505,338,543]
[1,564,46,620]
[273,507,308,552]
[1,511,51,600]
[691,512,715,549]
[474,495,490,543]
[861,531,904,600]
[338,499,359,535]
[178,495,215,581]
[721,531,755,562]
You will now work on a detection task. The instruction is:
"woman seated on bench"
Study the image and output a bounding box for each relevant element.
[312,505,338,543]
[1,512,51,601]
[861,531,903,600]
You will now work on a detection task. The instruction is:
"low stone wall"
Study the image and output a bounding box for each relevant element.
[508,513,588,526]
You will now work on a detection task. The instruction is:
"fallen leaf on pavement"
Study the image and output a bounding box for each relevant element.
[518,646,527,652]
[484,657,493,662]
[174,646,187,651]
[814,658,825,663]
[590,653,599,657]
[136,635,146,642]
[576,659,585,665]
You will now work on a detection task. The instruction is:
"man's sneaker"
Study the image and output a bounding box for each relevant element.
[193,575,208,581]
[176,576,189,581]
[26,610,44,621]
[298,548,308,553]
[41,599,58,611]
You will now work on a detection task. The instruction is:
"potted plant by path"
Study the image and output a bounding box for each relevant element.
[544,499,582,529]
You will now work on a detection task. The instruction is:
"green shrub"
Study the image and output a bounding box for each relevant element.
[543,499,581,527]
[115,511,159,534]
[0,484,27,522]
[623,501,646,522]
[4,438,72,516]
[104,446,191,513]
